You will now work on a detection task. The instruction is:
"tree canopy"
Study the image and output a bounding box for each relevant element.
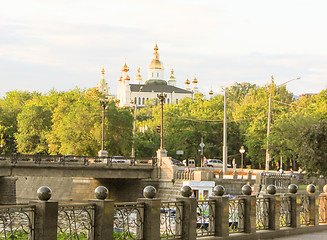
[1,84,326,175]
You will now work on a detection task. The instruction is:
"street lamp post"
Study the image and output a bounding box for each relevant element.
[131,87,143,161]
[265,76,300,171]
[99,97,109,157]
[157,93,167,150]
[239,146,245,180]
[223,88,228,174]
[156,93,168,161]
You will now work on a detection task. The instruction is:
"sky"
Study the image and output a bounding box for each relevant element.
[1,0,327,98]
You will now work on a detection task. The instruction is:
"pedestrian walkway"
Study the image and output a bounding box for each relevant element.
[269,230,327,239]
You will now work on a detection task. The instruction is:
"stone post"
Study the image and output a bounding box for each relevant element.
[89,200,114,240]
[288,194,301,228]
[239,195,256,233]
[209,196,229,237]
[308,193,319,226]
[137,198,161,240]
[176,196,197,240]
[31,201,58,240]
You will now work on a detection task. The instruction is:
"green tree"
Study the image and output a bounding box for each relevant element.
[0,91,38,153]
[296,119,327,176]
[15,104,52,154]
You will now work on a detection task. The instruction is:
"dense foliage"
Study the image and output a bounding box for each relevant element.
[0,84,326,175]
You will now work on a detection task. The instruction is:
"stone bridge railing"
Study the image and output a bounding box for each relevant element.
[1,184,327,240]
[0,154,157,167]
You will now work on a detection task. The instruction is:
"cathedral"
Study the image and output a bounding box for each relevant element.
[96,44,200,107]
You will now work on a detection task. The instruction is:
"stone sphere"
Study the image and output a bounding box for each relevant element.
[306,184,316,194]
[37,186,52,201]
[181,185,193,198]
[323,185,327,193]
[288,184,298,194]
[94,186,109,200]
[213,185,225,196]
[267,185,277,195]
[143,186,157,199]
[242,184,252,195]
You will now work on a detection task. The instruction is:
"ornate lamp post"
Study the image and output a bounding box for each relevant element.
[239,146,245,180]
[98,97,109,157]
[156,93,167,161]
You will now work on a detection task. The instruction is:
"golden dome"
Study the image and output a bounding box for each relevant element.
[209,89,214,95]
[192,75,198,84]
[168,68,176,81]
[118,75,122,82]
[149,59,164,69]
[101,66,105,74]
[149,43,164,69]
[185,76,190,85]
[125,75,130,81]
[135,67,143,81]
[121,60,129,72]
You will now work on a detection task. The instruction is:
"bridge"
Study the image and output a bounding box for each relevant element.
[0,154,159,203]
[0,155,155,179]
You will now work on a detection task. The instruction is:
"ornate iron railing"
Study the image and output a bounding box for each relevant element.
[160,201,183,239]
[300,195,310,226]
[280,196,292,227]
[196,200,215,237]
[0,204,35,240]
[229,198,245,233]
[319,195,327,223]
[256,197,270,230]
[114,202,144,240]
[57,203,95,239]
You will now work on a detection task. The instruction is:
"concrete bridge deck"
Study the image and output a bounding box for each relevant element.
[0,156,155,179]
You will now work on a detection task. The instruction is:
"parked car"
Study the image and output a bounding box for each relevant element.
[171,158,184,166]
[206,159,231,168]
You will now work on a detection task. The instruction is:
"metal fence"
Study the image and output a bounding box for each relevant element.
[160,201,183,239]
[300,195,310,226]
[256,197,270,230]
[0,204,35,240]
[319,195,327,224]
[280,196,292,227]
[57,203,95,239]
[114,202,144,240]
[229,198,245,233]
[196,200,215,237]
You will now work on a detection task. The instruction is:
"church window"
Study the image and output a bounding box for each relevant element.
[176,99,179,104]
[142,98,145,105]
[134,97,137,105]
[167,98,170,104]
[146,98,149,101]
[157,73,159,77]
[138,97,141,105]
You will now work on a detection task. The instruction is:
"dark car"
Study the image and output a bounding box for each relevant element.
[171,158,184,166]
